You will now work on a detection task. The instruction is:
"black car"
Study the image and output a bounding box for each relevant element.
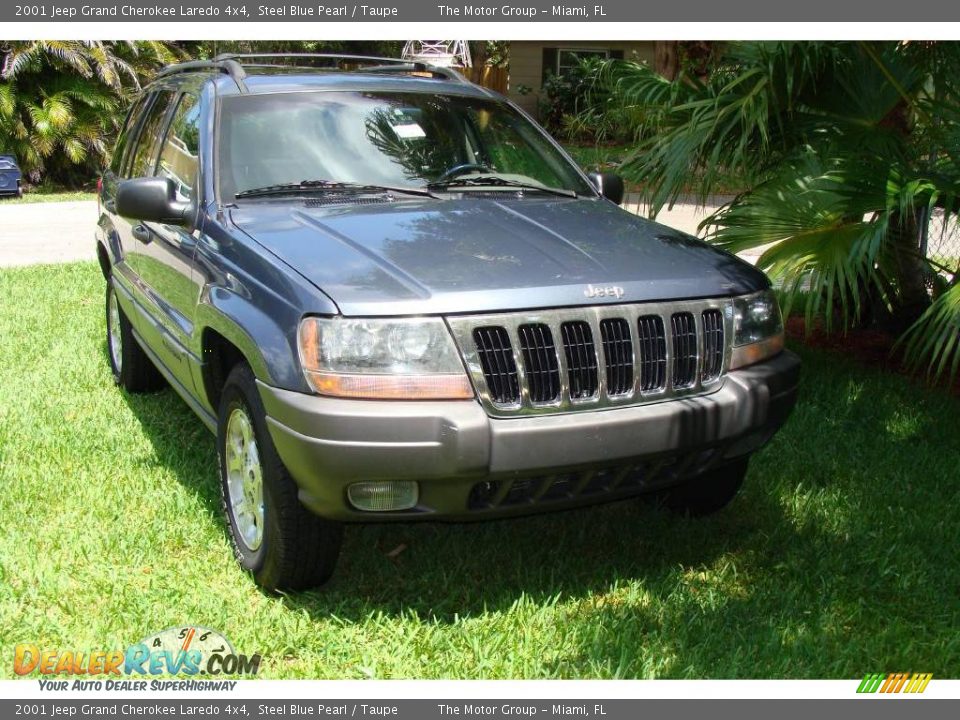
[97,54,800,591]
[0,154,23,197]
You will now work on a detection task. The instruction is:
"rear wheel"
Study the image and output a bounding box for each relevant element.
[105,279,164,392]
[658,457,749,517]
[218,363,343,592]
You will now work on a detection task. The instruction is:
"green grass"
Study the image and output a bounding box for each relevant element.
[562,143,748,195]
[1,190,96,204]
[563,144,634,172]
[2,261,959,679]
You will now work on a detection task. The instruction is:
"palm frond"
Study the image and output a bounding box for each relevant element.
[901,282,960,380]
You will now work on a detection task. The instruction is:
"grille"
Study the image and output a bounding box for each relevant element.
[600,318,633,395]
[517,324,561,403]
[560,321,599,399]
[670,312,698,388]
[450,299,730,417]
[472,326,520,405]
[637,314,667,392]
[701,309,724,381]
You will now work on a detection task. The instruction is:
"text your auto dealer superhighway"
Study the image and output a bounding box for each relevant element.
[52,5,222,16]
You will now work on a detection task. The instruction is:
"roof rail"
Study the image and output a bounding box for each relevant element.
[212,53,469,84]
[156,58,247,85]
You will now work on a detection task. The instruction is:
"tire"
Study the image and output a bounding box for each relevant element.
[657,457,750,517]
[105,279,164,392]
[218,362,343,592]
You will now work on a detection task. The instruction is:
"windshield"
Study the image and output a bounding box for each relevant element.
[217,90,594,200]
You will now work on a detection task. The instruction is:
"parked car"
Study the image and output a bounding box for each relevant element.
[97,55,800,591]
[0,155,23,198]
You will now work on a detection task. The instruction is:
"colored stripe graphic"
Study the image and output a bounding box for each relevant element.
[857,673,885,693]
[857,672,932,694]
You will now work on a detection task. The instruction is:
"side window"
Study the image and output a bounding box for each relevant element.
[128,90,176,178]
[109,94,150,176]
[156,94,202,202]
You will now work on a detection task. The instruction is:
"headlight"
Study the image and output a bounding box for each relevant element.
[729,290,785,370]
[297,317,474,400]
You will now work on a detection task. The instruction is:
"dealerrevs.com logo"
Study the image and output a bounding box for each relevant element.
[14,626,261,689]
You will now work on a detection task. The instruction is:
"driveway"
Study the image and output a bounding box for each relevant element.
[0,196,755,267]
[0,200,98,267]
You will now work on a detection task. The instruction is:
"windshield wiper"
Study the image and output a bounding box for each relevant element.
[426,176,578,198]
[235,180,436,199]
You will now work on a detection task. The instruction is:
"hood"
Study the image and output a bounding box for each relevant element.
[229,197,768,316]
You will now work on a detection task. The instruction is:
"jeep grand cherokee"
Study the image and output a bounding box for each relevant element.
[96,54,800,591]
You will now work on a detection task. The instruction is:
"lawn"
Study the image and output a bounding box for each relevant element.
[1,261,958,679]
[563,143,749,196]
[1,190,96,204]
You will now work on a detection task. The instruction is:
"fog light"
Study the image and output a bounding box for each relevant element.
[347,481,419,512]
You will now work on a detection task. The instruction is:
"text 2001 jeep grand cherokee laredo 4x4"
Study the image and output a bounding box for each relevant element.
[96,54,799,591]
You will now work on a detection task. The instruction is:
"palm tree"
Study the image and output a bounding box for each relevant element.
[594,41,960,381]
[0,41,180,184]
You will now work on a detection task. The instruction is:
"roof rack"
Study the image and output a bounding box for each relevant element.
[224,53,466,81]
[155,53,469,93]
[156,58,247,83]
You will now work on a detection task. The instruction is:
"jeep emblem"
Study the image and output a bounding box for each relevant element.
[584,284,625,300]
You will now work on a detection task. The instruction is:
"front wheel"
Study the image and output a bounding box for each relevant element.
[657,457,749,517]
[218,363,343,592]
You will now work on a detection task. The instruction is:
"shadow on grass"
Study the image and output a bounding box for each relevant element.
[113,340,960,676]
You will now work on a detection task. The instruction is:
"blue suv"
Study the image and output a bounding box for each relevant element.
[97,55,799,591]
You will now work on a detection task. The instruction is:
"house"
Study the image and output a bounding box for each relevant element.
[506,41,656,118]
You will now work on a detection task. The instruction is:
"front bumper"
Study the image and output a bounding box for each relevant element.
[259,350,800,521]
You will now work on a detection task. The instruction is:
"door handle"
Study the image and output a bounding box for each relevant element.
[132,224,151,244]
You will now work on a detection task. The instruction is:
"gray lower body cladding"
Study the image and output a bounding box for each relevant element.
[258,350,801,521]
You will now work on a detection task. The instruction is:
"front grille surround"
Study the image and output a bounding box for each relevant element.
[448,298,734,417]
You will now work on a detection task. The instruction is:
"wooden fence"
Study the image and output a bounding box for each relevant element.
[458,66,509,94]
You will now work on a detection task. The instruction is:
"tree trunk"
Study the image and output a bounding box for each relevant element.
[885,210,935,332]
[654,41,679,80]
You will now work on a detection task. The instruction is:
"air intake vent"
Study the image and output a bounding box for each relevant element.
[560,321,599,400]
[600,318,633,396]
[671,312,698,388]
[303,196,390,207]
[517,324,561,403]
[472,326,520,405]
[636,315,667,392]
[701,309,724,381]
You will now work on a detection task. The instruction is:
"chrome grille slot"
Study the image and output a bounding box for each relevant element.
[448,298,731,418]
[670,312,698,388]
[560,320,599,400]
[517,323,561,403]
[702,309,724,381]
[472,326,520,406]
[600,318,633,396]
[637,314,667,392]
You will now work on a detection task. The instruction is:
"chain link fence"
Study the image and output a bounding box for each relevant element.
[923,209,960,278]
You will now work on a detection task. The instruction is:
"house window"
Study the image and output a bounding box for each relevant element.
[555,49,610,75]
[540,47,623,85]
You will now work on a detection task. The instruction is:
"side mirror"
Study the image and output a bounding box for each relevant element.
[590,172,625,206]
[116,177,193,227]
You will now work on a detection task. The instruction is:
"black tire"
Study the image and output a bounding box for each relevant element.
[658,457,750,517]
[105,279,164,392]
[218,362,343,592]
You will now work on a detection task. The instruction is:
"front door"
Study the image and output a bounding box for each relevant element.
[135,92,205,394]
